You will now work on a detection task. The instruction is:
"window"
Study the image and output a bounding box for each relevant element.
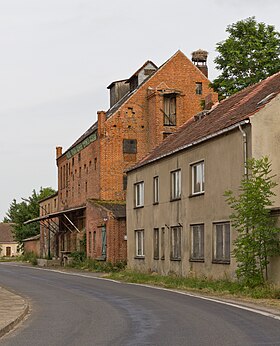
[161,227,165,260]
[123,139,137,154]
[170,226,181,260]
[190,224,204,261]
[191,161,204,195]
[88,232,92,253]
[153,228,159,259]
[93,231,96,251]
[153,176,159,204]
[78,153,81,161]
[196,82,202,95]
[134,181,144,207]
[213,222,230,263]
[171,170,181,200]
[163,94,176,126]
[135,230,144,257]
[123,175,127,191]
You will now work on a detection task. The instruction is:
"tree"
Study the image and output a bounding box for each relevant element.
[225,157,280,286]
[212,17,280,98]
[3,187,56,244]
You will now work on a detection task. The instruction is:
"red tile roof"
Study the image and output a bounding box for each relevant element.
[129,71,280,171]
[0,223,16,243]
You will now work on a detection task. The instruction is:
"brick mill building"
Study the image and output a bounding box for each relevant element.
[38,50,218,263]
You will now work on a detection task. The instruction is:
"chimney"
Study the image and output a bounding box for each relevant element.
[56,146,62,159]
[97,111,107,137]
[192,49,208,78]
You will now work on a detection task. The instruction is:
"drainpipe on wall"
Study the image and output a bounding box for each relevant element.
[238,121,249,178]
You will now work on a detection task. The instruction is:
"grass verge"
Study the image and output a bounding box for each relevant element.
[106,270,280,301]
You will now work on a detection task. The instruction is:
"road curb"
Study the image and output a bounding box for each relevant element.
[0,288,29,338]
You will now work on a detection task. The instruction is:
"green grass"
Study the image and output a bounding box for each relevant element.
[106,270,280,300]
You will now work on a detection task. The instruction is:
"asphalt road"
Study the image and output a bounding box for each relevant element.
[0,263,280,346]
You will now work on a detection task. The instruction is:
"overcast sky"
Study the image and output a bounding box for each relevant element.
[1,0,279,220]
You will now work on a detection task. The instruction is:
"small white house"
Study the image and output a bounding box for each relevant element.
[0,223,20,257]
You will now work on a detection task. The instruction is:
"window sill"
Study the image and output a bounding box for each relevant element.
[153,202,159,205]
[189,192,204,198]
[170,257,181,261]
[212,259,230,265]
[154,257,159,260]
[135,256,145,260]
[134,205,144,209]
[164,124,177,127]
[189,258,205,263]
[170,197,181,202]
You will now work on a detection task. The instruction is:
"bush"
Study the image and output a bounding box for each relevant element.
[20,252,38,265]
[67,256,127,273]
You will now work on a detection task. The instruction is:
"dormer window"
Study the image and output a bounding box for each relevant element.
[163,94,176,126]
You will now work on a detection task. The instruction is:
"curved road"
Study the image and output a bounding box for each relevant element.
[0,263,280,346]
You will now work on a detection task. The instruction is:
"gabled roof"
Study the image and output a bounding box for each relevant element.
[128,71,280,172]
[61,50,206,157]
[0,223,16,243]
[126,60,158,83]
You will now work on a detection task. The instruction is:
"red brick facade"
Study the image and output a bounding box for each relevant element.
[55,50,218,263]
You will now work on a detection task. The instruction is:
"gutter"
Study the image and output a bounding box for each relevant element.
[238,124,248,177]
[127,119,251,173]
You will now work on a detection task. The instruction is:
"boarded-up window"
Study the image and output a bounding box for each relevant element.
[164,94,176,126]
[123,139,137,154]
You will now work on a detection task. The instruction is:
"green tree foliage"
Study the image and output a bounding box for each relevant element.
[225,157,280,286]
[3,187,56,244]
[212,17,280,98]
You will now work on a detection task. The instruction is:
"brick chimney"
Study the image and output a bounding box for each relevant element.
[56,146,62,159]
[97,111,107,137]
[192,49,208,78]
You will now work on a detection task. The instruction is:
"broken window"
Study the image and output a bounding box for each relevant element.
[196,82,202,95]
[163,94,176,126]
[123,139,137,154]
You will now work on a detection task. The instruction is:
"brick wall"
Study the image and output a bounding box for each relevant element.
[55,50,218,262]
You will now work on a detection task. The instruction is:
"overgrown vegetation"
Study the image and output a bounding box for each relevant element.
[67,252,126,273]
[18,252,38,265]
[3,187,56,245]
[107,270,280,300]
[225,157,280,287]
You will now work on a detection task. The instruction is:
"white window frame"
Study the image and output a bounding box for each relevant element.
[170,226,181,260]
[135,230,144,257]
[134,181,144,207]
[171,169,181,200]
[191,161,204,195]
[190,224,204,260]
[213,222,230,263]
[153,176,159,204]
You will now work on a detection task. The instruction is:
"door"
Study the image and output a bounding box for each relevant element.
[101,225,106,258]
[6,246,11,256]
